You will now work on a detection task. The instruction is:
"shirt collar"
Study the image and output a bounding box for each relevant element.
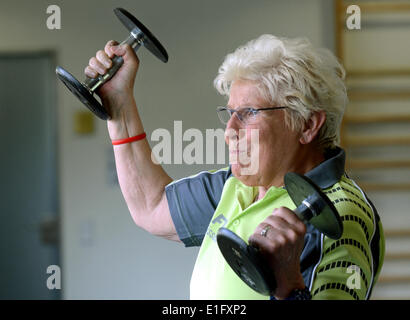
[304,147,346,189]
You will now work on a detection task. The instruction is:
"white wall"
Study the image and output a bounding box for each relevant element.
[0,0,333,299]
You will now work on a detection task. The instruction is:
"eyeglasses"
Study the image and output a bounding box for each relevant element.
[216,106,288,125]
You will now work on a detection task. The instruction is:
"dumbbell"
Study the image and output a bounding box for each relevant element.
[55,8,168,120]
[216,172,343,296]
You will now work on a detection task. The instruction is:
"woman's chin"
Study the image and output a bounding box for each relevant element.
[231,164,258,186]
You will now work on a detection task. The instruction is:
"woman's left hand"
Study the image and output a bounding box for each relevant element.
[248,206,307,299]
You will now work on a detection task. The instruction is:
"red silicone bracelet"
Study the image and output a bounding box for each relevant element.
[112,132,147,145]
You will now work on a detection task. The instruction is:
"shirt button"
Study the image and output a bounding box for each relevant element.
[233,219,240,226]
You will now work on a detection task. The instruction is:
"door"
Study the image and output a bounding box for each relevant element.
[0,53,60,299]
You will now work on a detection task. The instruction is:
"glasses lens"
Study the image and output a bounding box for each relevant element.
[217,108,232,124]
[241,109,255,123]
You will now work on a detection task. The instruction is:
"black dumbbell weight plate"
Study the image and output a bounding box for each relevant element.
[114,8,168,63]
[217,227,276,296]
[56,66,110,120]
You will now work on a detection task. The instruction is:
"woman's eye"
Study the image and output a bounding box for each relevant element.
[248,109,258,117]
[242,110,252,118]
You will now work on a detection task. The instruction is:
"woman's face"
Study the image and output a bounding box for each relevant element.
[225,79,302,188]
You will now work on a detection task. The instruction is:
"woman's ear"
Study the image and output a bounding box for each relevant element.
[299,111,326,145]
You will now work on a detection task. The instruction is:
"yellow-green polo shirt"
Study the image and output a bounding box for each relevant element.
[165,147,385,299]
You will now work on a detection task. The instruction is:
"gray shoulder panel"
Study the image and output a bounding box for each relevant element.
[165,167,232,247]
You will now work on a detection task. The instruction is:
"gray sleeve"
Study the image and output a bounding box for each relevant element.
[165,167,232,247]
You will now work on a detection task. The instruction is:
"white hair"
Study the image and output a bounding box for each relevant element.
[214,34,348,149]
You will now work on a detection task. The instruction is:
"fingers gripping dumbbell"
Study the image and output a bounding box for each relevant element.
[56,8,168,120]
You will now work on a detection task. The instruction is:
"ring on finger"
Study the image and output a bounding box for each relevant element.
[260,225,271,237]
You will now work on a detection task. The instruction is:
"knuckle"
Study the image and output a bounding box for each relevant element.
[105,40,116,49]
[275,234,287,246]
[255,222,265,233]
[264,215,277,227]
[273,206,286,216]
[263,238,281,254]
[287,229,298,242]
[89,57,97,66]
[96,50,105,58]
[296,221,307,235]
[105,46,115,57]
[270,215,281,223]
[267,242,279,254]
[269,216,284,229]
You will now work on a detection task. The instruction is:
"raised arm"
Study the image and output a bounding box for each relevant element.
[85,40,179,242]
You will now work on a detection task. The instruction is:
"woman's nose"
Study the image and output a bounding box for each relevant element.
[225,124,239,145]
[226,111,242,130]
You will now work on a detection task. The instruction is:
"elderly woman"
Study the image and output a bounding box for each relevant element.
[85,34,384,300]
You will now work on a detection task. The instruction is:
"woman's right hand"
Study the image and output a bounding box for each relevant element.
[84,40,140,118]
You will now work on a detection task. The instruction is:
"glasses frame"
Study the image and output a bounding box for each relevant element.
[216,106,288,125]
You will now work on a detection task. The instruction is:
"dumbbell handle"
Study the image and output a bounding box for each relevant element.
[83,30,144,92]
[293,194,324,223]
